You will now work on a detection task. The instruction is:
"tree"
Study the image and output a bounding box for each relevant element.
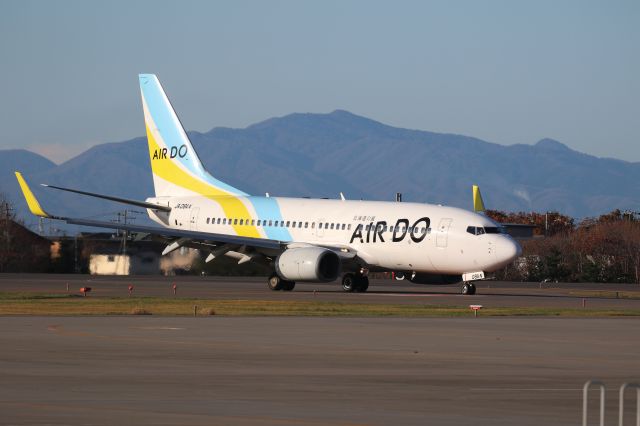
[0,194,16,272]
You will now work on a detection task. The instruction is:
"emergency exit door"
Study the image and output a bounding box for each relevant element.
[436,218,452,248]
[190,207,200,231]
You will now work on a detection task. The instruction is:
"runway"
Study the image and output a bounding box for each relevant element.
[1,274,639,424]
[0,316,638,425]
[1,273,640,309]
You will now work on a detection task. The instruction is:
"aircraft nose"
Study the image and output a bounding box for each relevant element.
[499,237,522,263]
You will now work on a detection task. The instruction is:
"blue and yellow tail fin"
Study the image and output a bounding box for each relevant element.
[139,74,247,198]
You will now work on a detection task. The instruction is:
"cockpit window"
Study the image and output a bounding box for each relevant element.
[467,225,503,236]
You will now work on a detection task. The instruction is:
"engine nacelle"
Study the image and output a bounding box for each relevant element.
[408,273,462,285]
[275,247,341,282]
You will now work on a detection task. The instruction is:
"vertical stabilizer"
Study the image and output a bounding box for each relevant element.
[139,74,247,198]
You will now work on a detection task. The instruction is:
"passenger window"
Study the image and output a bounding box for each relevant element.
[286,221,290,227]
[348,224,351,231]
[206,218,210,224]
[268,220,272,226]
[341,224,345,230]
[222,218,227,225]
[304,222,308,228]
[311,223,315,229]
[329,223,333,230]
[292,222,297,228]
[239,219,244,225]
[217,218,221,224]
[233,219,238,225]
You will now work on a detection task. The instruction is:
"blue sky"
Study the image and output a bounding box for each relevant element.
[1,0,638,163]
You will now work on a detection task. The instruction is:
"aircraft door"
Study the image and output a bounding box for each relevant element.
[436,218,452,248]
[190,207,200,231]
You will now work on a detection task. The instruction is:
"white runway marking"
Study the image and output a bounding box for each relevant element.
[361,293,478,297]
[131,327,185,330]
[470,388,581,391]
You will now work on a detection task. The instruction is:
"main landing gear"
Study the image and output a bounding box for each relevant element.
[461,282,476,295]
[268,274,295,291]
[341,273,369,293]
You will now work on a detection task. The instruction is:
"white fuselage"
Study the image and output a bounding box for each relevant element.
[147,195,520,275]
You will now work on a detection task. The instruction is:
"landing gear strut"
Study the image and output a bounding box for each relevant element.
[461,282,476,295]
[268,274,295,291]
[342,273,369,293]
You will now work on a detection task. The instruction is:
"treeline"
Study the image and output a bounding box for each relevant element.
[487,209,640,284]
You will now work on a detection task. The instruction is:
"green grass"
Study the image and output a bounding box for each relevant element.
[0,292,639,317]
[569,290,640,300]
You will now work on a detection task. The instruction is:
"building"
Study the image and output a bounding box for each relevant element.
[0,219,52,273]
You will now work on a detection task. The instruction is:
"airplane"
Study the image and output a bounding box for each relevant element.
[15,74,521,295]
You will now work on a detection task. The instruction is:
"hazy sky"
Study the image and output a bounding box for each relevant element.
[1,0,638,163]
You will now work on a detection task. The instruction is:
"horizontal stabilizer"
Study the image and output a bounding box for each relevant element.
[42,184,172,212]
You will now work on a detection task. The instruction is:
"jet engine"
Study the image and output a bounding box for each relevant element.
[275,247,341,282]
[408,273,462,285]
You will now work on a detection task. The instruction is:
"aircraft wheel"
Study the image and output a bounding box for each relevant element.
[461,283,476,295]
[282,281,296,291]
[355,276,369,292]
[342,273,357,292]
[268,274,284,291]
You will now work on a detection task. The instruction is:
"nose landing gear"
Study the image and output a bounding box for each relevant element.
[461,282,476,295]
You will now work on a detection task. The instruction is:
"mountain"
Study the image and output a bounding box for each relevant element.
[2,110,639,233]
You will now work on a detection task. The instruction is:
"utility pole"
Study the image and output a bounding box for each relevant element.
[74,234,79,273]
[545,212,548,236]
[122,210,128,255]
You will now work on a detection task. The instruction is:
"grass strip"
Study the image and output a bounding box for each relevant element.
[569,290,640,300]
[0,292,639,317]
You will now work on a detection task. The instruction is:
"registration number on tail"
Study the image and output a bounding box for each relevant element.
[463,271,485,282]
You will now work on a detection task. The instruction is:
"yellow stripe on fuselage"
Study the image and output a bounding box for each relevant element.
[145,125,260,238]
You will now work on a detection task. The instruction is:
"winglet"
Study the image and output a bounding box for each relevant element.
[15,172,50,217]
[472,184,486,213]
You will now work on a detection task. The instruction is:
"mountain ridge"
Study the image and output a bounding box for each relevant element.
[2,110,638,233]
